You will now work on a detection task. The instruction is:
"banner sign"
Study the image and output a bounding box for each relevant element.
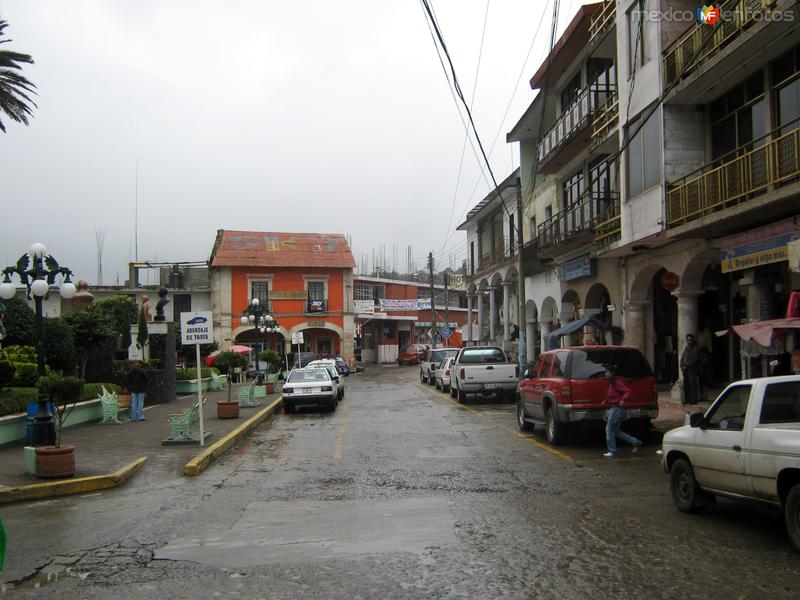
[720,217,800,273]
[353,300,375,314]
[561,255,596,282]
[379,299,431,311]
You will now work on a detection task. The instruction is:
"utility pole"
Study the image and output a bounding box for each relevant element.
[444,271,449,339]
[516,176,527,368]
[429,252,437,349]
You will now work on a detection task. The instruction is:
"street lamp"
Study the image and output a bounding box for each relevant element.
[0,243,76,446]
[239,298,279,384]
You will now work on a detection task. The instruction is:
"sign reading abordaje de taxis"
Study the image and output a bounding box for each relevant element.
[180,311,214,345]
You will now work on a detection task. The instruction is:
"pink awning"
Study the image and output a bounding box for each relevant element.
[718,318,800,347]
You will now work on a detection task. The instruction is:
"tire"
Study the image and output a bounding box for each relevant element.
[435,380,440,390]
[450,386,457,398]
[545,404,568,445]
[283,402,294,414]
[786,485,800,552]
[328,400,337,412]
[457,387,467,404]
[420,369,427,384]
[429,372,436,386]
[670,458,707,514]
[517,398,533,432]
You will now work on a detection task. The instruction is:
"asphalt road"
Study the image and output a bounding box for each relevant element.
[3,365,799,599]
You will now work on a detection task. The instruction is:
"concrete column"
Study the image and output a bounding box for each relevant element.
[540,320,552,352]
[675,291,701,364]
[625,301,649,355]
[502,282,512,341]
[466,294,474,345]
[477,293,484,343]
[525,320,537,362]
[488,287,497,342]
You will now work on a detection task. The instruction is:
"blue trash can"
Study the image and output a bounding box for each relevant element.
[26,402,54,444]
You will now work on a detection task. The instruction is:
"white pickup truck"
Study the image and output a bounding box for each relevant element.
[661,375,800,551]
[451,346,519,404]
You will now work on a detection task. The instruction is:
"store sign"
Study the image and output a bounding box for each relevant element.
[788,239,800,273]
[720,217,800,273]
[561,255,596,282]
[353,300,375,314]
[379,299,431,311]
[661,271,680,292]
[447,274,466,290]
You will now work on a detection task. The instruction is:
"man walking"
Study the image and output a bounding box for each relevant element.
[126,361,148,421]
[680,334,702,405]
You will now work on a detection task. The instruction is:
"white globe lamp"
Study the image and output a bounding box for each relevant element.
[59,281,77,299]
[240,316,249,326]
[29,243,47,259]
[31,279,49,297]
[251,298,259,306]
[0,281,15,300]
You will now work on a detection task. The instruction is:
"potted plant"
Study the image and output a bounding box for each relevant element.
[212,351,248,418]
[35,374,84,479]
[259,349,282,393]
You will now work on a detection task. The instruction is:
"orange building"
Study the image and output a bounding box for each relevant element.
[210,230,356,361]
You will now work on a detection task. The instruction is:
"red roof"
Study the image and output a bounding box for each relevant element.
[210,230,356,269]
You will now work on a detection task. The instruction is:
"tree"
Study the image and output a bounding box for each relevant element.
[0,20,37,133]
[136,306,148,351]
[38,374,83,447]
[94,295,137,355]
[63,306,115,378]
[43,317,75,372]
[212,351,248,375]
[1,296,35,346]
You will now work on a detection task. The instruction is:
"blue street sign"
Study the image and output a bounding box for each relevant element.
[440,327,452,339]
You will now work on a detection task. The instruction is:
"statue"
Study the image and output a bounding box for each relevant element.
[71,280,95,311]
[154,287,170,322]
[141,295,153,322]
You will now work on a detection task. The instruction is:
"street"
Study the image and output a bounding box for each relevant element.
[3,365,799,599]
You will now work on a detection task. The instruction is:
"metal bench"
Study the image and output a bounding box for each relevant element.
[100,387,128,424]
[237,382,266,408]
[163,396,207,443]
[209,373,228,391]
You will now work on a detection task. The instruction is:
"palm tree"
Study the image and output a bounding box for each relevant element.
[0,19,37,132]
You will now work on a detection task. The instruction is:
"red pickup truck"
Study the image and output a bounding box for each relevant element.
[516,346,659,445]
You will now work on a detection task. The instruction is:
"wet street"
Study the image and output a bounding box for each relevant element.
[3,365,800,599]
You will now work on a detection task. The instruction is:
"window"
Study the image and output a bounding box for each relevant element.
[172,293,191,322]
[710,73,765,160]
[562,170,584,208]
[545,205,552,220]
[705,385,752,431]
[760,382,800,424]
[588,58,616,108]
[470,241,475,275]
[569,349,653,380]
[307,281,326,312]
[539,353,553,377]
[589,156,617,218]
[773,47,800,133]
[251,281,269,305]
[627,0,650,75]
[551,351,569,377]
[509,214,515,254]
[560,72,582,111]
[355,283,383,303]
[458,348,508,364]
[627,106,661,198]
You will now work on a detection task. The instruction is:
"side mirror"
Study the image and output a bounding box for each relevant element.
[688,412,704,428]
[334,376,340,383]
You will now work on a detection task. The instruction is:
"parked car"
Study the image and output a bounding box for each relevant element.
[282,367,338,413]
[434,357,455,392]
[661,375,800,550]
[307,360,344,400]
[451,346,518,403]
[334,356,350,376]
[516,346,658,445]
[399,344,426,365]
[292,351,318,368]
[420,347,459,384]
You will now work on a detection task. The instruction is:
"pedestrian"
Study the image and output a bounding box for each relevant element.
[680,333,703,405]
[126,361,148,421]
[603,364,642,458]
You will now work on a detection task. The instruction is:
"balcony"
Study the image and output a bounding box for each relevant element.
[589,0,616,46]
[477,239,516,272]
[667,119,800,231]
[307,299,328,313]
[663,0,776,91]
[537,87,618,173]
[536,192,621,257]
[594,193,621,250]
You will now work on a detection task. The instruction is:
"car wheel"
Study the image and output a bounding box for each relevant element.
[785,484,800,552]
[457,387,467,404]
[450,386,457,398]
[420,370,427,384]
[670,458,707,513]
[545,405,568,445]
[329,400,337,412]
[283,402,294,414]
[517,398,533,432]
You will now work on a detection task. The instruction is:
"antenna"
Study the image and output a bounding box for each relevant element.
[95,229,106,285]
[135,158,139,261]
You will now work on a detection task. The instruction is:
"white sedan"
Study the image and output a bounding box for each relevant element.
[282,367,338,413]
[435,357,455,392]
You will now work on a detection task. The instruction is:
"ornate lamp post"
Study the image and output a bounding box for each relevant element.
[239,298,279,384]
[0,243,77,445]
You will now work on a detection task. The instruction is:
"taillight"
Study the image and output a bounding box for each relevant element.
[562,384,571,398]
[460,368,465,379]
[283,387,294,394]
[653,384,658,403]
[445,370,450,377]
[322,385,333,392]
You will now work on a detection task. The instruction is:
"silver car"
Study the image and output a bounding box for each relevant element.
[282,367,338,413]
[306,360,344,400]
[435,357,455,392]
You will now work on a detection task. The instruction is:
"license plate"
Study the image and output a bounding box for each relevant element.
[627,409,642,418]
[484,383,498,389]
[300,388,316,395]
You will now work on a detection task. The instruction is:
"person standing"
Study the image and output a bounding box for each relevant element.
[126,361,148,421]
[603,364,642,457]
[680,333,702,405]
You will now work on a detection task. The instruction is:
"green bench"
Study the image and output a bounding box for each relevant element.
[237,382,266,408]
[162,396,208,444]
[209,373,228,391]
[100,388,129,424]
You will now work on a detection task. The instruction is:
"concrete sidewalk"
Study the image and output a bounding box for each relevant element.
[653,389,713,433]
[0,383,281,493]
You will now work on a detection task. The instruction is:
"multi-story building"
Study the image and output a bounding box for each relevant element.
[506,0,800,387]
[209,230,356,360]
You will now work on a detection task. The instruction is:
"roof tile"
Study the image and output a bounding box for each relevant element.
[210,230,356,269]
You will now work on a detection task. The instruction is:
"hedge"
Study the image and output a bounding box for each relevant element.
[81,383,122,401]
[175,367,214,380]
[0,387,39,417]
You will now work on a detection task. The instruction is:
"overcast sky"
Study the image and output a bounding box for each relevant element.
[0,0,577,285]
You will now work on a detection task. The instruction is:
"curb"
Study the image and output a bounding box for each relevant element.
[0,456,147,505]
[183,397,283,477]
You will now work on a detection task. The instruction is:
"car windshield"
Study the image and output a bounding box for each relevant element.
[459,348,507,364]
[287,369,330,383]
[569,349,653,379]
[429,349,457,363]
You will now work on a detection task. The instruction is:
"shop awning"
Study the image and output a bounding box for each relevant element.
[545,316,612,350]
[716,318,800,347]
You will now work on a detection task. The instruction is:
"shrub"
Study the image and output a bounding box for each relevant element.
[212,351,248,375]
[1,297,35,346]
[38,373,85,446]
[175,367,214,380]
[259,349,281,368]
[63,305,116,378]
[94,295,137,355]
[81,382,122,401]
[43,317,75,371]
[4,345,36,364]
[13,362,40,387]
[0,387,39,417]
[0,360,14,392]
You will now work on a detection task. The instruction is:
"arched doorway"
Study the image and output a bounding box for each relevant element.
[585,282,613,344]
[561,289,580,346]
[651,268,678,385]
[234,327,287,369]
[525,299,539,360]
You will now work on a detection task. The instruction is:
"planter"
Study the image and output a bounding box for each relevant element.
[175,378,213,394]
[117,393,132,409]
[217,401,240,419]
[35,444,76,479]
[265,382,275,394]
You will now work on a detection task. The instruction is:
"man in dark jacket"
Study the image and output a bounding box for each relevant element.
[126,361,148,421]
[680,334,702,405]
